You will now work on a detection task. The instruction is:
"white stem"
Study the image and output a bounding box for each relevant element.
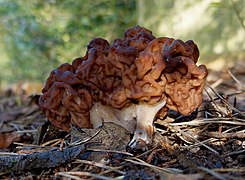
[90,102,137,133]
[128,100,166,147]
[90,100,166,150]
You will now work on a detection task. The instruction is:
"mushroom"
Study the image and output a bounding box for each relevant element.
[39,26,208,151]
[39,63,93,131]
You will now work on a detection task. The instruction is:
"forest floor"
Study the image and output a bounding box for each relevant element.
[0,61,244,179]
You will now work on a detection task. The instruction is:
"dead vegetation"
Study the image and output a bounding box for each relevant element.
[0,62,244,179]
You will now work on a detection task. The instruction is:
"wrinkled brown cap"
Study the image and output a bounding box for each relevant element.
[39,25,208,131]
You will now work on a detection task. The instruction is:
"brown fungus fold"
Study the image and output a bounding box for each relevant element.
[39,25,208,132]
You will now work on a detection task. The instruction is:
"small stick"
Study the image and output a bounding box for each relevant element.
[68,129,101,147]
[174,126,219,154]
[17,129,38,134]
[167,118,245,126]
[214,168,245,173]
[197,167,226,180]
[57,171,115,180]
[126,157,183,174]
[227,69,244,90]
[75,159,125,175]
[86,148,133,157]
[204,130,245,139]
[206,83,245,118]
[222,149,245,157]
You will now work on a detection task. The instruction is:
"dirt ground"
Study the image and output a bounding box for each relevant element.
[0,61,244,179]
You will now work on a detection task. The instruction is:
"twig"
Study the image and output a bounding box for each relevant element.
[206,83,245,118]
[222,149,245,157]
[203,130,245,139]
[210,79,224,90]
[167,118,245,126]
[204,88,226,117]
[55,172,82,180]
[227,69,245,90]
[40,138,62,146]
[198,167,226,180]
[56,171,116,180]
[13,142,48,148]
[0,152,20,156]
[68,129,101,147]
[86,148,133,156]
[17,129,38,134]
[74,159,125,175]
[206,91,245,103]
[223,126,242,133]
[96,168,124,179]
[135,146,158,158]
[174,126,219,154]
[125,157,183,174]
[214,167,245,172]
[186,138,218,149]
[188,126,243,149]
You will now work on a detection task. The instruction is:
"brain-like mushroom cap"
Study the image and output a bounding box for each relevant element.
[39,63,93,131]
[39,26,208,131]
[125,38,208,115]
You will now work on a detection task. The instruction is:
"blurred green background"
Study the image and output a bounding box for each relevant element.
[0,0,244,89]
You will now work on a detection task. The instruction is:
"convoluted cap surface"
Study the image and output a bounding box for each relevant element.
[39,25,208,131]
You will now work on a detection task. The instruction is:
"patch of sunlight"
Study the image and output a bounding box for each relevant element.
[213,43,224,54]
[158,0,212,38]
[0,45,9,66]
[227,29,245,50]
[62,34,70,42]
[206,57,226,71]
[205,51,245,71]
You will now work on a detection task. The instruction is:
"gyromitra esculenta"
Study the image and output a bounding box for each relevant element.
[39,26,208,151]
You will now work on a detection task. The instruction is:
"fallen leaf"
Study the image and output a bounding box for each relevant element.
[0,131,20,148]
